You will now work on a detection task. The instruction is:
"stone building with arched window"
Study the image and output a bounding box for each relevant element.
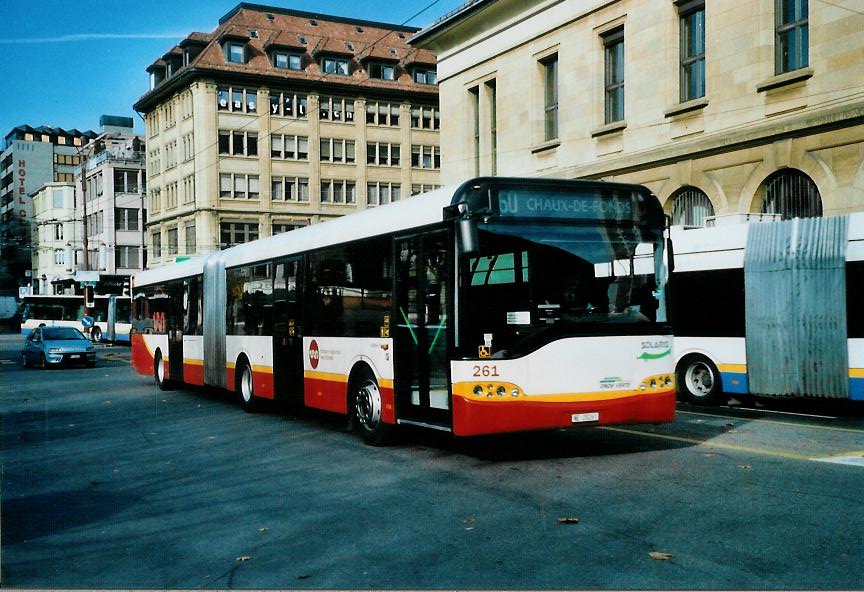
[410,0,863,225]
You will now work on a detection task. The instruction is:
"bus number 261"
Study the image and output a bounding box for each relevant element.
[473,365,500,377]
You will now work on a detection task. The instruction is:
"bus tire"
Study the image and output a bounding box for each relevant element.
[90,326,102,342]
[154,350,170,390]
[237,358,259,413]
[350,370,393,446]
[677,355,724,405]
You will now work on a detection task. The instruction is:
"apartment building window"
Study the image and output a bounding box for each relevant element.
[679,1,706,102]
[148,149,161,177]
[776,0,808,74]
[469,86,480,176]
[115,246,140,269]
[322,56,350,75]
[53,223,64,241]
[165,181,179,209]
[367,182,400,206]
[541,54,559,141]
[152,232,162,258]
[218,130,259,157]
[270,135,308,160]
[368,62,396,81]
[53,154,80,165]
[319,97,355,122]
[225,42,246,64]
[182,133,194,161]
[217,86,257,113]
[366,102,400,126]
[114,169,140,194]
[272,176,310,202]
[413,67,437,85]
[219,173,260,200]
[85,172,102,197]
[367,142,400,166]
[411,145,440,169]
[320,138,355,163]
[220,221,259,249]
[185,224,196,255]
[487,79,497,176]
[670,187,714,227]
[165,140,178,169]
[182,174,195,204]
[273,51,303,70]
[411,184,441,196]
[269,91,307,117]
[166,228,178,256]
[320,179,356,204]
[150,188,161,212]
[115,207,139,231]
[411,105,440,130]
[273,222,306,235]
[54,172,75,183]
[603,28,625,124]
[54,249,65,265]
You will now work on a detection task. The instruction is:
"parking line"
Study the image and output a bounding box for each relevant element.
[677,409,864,435]
[599,426,816,462]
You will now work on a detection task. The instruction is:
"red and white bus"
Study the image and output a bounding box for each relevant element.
[131,178,675,443]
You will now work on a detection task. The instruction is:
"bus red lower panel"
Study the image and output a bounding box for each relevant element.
[131,334,153,376]
[451,391,676,437]
[183,363,205,386]
[303,376,396,423]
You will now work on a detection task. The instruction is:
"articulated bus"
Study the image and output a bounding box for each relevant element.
[131,178,675,443]
[671,213,864,405]
[20,293,132,343]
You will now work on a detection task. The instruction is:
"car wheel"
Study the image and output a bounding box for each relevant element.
[21,352,30,368]
[39,353,48,370]
[676,355,724,405]
[351,372,394,446]
[237,360,259,412]
[154,350,170,390]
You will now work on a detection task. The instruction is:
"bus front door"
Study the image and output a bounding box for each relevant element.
[273,258,304,405]
[394,233,451,428]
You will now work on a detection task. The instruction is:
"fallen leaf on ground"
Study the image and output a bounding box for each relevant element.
[557,517,580,524]
[649,551,673,560]
[236,556,252,562]
[738,464,752,470]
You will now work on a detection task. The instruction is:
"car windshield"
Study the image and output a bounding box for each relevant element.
[42,327,86,340]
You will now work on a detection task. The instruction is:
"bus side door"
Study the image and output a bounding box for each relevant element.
[273,257,304,404]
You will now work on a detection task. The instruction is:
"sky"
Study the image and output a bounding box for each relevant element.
[0,0,466,139]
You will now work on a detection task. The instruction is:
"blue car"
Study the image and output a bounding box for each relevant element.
[22,326,96,368]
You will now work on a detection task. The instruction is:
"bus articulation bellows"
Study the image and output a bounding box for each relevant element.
[131,178,675,442]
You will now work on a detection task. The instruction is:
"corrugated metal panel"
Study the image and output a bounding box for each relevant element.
[745,216,849,398]
[204,253,227,389]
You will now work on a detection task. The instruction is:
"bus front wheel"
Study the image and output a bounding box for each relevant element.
[90,326,102,342]
[677,355,724,405]
[154,350,170,391]
[350,372,393,446]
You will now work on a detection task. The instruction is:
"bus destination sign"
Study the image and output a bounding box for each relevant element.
[497,190,638,222]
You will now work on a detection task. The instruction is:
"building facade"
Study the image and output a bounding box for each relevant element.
[0,125,96,293]
[411,0,864,224]
[30,183,80,294]
[133,2,441,266]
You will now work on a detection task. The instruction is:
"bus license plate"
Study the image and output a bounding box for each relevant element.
[572,412,599,423]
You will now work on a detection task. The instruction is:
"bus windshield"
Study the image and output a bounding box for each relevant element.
[459,220,665,358]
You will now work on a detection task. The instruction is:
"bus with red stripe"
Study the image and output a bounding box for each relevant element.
[131,178,675,444]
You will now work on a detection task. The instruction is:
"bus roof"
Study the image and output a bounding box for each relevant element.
[133,177,664,288]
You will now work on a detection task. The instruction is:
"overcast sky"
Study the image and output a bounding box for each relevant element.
[0,0,464,138]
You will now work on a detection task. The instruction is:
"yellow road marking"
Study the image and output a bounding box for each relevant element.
[678,409,864,435]
[598,426,816,461]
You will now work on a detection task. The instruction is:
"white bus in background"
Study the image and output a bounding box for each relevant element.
[670,212,864,405]
[19,293,132,343]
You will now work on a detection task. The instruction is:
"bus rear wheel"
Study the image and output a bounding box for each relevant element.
[351,373,393,446]
[237,360,259,412]
[677,355,724,405]
[90,326,102,342]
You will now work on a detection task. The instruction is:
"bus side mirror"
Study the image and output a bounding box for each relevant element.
[458,218,480,257]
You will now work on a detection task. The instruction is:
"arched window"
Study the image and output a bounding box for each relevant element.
[670,186,714,227]
[761,169,822,219]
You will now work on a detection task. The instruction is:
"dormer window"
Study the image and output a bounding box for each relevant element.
[226,41,246,64]
[368,62,396,81]
[148,63,166,89]
[274,51,303,70]
[322,56,350,75]
[413,67,437,85]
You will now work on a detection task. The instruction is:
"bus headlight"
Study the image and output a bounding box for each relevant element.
[496,386,506,397]
[473,385,484,396]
